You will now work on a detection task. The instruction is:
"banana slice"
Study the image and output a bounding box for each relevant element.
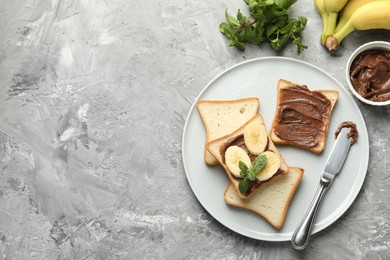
[244,122,268,155]
[225,146,251,178]
[256,151,281,182]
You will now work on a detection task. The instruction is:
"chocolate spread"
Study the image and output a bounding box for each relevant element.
[350,50,390,102]
[273,85,332,148]
[335,121,358,145]
[222,135,259,162]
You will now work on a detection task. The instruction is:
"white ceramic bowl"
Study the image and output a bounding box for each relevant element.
[345,41,390,106]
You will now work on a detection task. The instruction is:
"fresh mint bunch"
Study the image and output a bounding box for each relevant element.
[238,154,267,194]
[219,0,307,52]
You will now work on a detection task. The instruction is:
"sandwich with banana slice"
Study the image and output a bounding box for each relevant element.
[207,114,289,199]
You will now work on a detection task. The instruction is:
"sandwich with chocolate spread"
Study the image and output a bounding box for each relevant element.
[269,79,339,153]
[207,114,289,199]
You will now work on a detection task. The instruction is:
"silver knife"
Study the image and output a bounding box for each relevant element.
[291,127,353,250]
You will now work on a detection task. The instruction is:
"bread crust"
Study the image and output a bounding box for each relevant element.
[207,114,289,199]
[224,166,304,229]
[197,97,259,165]
[269,79,339,153]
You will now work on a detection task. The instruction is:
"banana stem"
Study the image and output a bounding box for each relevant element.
[326,12,338,36]
[325,22,355,51]
[320,13,329,45]
[325,36,339,51]
[321,12,337,46]
[335,16,346,33]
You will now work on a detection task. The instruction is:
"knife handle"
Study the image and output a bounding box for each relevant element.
[291,177,331,250]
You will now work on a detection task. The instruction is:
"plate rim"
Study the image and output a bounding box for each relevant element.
[181,56,369,241]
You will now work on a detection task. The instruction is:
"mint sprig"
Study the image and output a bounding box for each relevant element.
[238,154,267,194]
[219,0,307,52]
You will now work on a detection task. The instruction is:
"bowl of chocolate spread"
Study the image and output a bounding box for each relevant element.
[346,41,390,106]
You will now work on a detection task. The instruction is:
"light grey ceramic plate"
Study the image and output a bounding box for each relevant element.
[182,57,369,241]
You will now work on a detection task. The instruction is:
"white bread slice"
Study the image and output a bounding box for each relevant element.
[197,98,259,165]
[207,114,289,199]
[269,79,339,153]
[224,166,304,229]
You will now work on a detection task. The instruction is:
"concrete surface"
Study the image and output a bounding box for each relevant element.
[0,0,389,259]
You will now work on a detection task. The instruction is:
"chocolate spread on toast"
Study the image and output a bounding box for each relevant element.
[273,85,332,148]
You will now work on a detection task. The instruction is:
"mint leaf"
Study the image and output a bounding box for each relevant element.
[248,171,256,181]
[274,14,288,28]
[279,20,295,34]
[255,21,265,43]
[275,0,297,9]
[245,27,258,44]
[266,24,278,38]
[269,5,289,17]
[239,161,249,177]
[238,155,268,194]
[236,28,246,42]
[239,177,251,194]
[270,38,281,51]
[255,0,275,7]
[251,154,267,174]
[237,9,243,22]
[229,39,245,50]
[293,37,307,53]
[298,16,308,27]
[219,22,234,40]
[225,8,240,28]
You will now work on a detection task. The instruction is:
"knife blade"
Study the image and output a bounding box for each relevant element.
[322,127,353,181]
[291,127,353,250]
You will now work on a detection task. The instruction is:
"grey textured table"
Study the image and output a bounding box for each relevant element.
[0,0,389,259]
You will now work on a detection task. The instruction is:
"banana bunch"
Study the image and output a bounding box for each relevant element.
[315,0,390,51]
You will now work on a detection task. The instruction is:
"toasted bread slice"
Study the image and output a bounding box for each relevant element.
[207,114,289,199]
[224,166,304,229]
[197,98,259,165]
[269,79,339,153]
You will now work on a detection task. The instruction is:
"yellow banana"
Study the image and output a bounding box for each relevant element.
[315,0,330,44]
[323,0,350,12]
[335,0,390,33]
[323,0,349,38]
[326,1,390,51]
